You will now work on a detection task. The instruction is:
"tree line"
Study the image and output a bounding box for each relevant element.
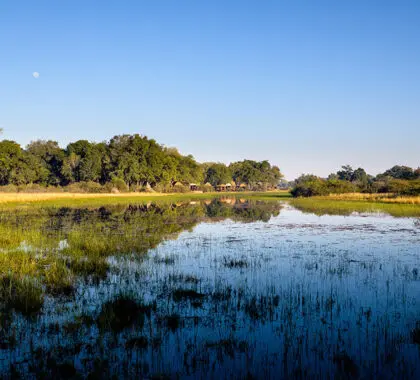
[291,165,420,197]
[0,134,282,191]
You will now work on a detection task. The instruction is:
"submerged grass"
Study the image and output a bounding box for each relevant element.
[0,198,283,316]
[1,202,419,378]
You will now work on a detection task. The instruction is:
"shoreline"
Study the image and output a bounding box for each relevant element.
[0,190,291,207]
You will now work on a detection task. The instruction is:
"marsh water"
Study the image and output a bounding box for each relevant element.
[0,198,419,379]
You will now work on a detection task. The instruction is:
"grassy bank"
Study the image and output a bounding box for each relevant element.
[0,190,291,209]
[290,197,420,217]
[318,193,420,204]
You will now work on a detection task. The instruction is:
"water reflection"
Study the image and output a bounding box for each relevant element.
[0,199,419,379]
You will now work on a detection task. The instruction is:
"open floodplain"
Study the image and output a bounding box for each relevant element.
[0,197,419,379]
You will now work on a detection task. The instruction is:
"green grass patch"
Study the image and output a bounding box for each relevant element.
[290,198,420,217]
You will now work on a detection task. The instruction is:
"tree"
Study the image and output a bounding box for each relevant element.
[26,140,65,185]
[230,160,282,188]
[64,140,103,183]
[0,133,285,191]
[381,165,417,180]
[204,163,232,186]
[291,175,329,197]
[337,165,354,181]
[0,140,23,185]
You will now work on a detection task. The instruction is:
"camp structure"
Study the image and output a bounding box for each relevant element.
[189,183,199,191]
[216,184,228,192]
[238,183,247,191]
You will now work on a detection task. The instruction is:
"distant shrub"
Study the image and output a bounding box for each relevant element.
[291,177,356,197]
[64,181,104,193]
[326,179,356,194]
[0,184,64,193]
[107,178,129,193]
[0,184,19,193]
[129,184,144,192]
[371,179,420,196]
[291,177,329,197]
[391,179,420,196]
[292,175,420,198]
[153,183,174,193]
[201,184,214,193]
[172,183,189,193]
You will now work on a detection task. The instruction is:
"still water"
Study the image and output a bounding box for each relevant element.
[0,198,419,379]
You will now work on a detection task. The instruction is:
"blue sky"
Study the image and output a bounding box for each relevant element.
[0,1,419,179]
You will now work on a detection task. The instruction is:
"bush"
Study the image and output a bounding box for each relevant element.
[153,183,174,193]
[291,177,356,197]
[105,178,128,193]
[172,183,189,193]
[201,184,214,193]
[0,184,64,193]
[291,178,329,197]
[391,179,420,196]
[65,181,104,193]
[326,179,356,194]
[0,184,19,193]
[291,175,420,197]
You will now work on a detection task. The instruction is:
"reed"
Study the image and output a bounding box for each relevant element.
[320,193,420,204]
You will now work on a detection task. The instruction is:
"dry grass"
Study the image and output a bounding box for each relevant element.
[0,192,173,204]
[0,190,291,207]
[320,193,420,205]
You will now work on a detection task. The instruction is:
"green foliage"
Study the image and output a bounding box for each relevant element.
[387,179,420,195]
[293,165,420,197]
[202,160,283,189]
[291,175,355,197]
[0,135,283,192]
[230,160,282,188]
[291,176,329,197]
[0,135,208,189]
[204,163,232,186]
[380,165,420,180]
[108,177,129,193]
[26,140,65,185]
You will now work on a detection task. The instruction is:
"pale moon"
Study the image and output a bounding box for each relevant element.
[32,72,40,79]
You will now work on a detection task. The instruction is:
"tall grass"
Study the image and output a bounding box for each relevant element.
[0,191,290,209]
[320,193,420,204]
[291,197,420,217]
[0,199,283,315]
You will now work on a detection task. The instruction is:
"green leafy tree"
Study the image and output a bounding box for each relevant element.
[381,165,417,180]
[204,163,232,186]
[26,140,65,185]
[230,160,282,188]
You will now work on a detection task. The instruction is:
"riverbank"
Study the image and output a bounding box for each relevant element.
[290,197,420,217]
[0,190,292,208]
[317,193,420,204]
